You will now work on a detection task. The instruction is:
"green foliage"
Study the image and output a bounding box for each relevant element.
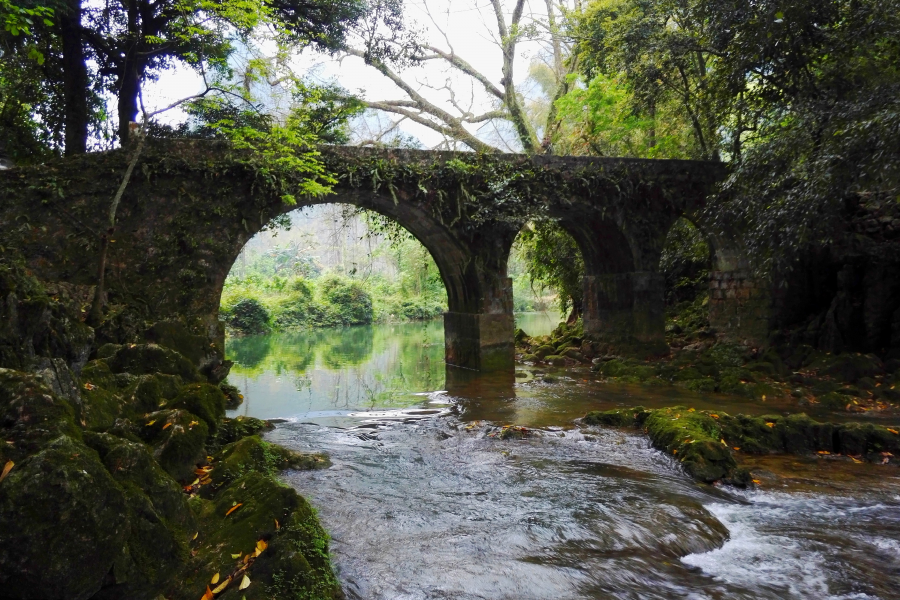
[553,73,694,158]
[317,274,373,326]
[576,0,900,277]
[225,298,271,335]
[660,218,710,304]
[515,221,584,315]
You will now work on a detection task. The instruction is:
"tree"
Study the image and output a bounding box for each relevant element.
[341,0,584,153]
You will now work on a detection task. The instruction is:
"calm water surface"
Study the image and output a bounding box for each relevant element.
[226,315,900,599]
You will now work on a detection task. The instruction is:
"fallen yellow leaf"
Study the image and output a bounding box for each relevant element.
[211,577,231,594]
[256,539,268,552]
[752,479,761,484]
[201,585,214,600]
[720,439,727,445]
[710,414,719,419]
[225,503,243,516]
[231,552,242,559]
[817,450,831,455]
[239,574,251,590]
[211,573,219,585]
[162,423,172,430]
[146,420,156,426]
[275,519,280,530]
[672,449,678,455]
[189,420,199,427]
[688,408,695,412]
[766,422,775,428]
[888,428,899,435]
[850,456,863,463]
[192,478,199,485]
[733,447,740,451]
[0,460,14,484]
[192,531,198,540]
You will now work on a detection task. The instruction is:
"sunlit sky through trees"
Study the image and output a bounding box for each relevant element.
[143,0,558,150]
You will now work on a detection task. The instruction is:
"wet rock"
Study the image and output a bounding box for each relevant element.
[211,416,274,451]
[533,345,556,359]
[562,348,586,362]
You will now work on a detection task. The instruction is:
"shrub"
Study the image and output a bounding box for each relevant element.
[224,298,270,334]
[318,276,373,325]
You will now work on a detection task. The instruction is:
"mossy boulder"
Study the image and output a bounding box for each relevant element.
[0,369,82,462]
[583,406,650,427]
[138,409,210,481]
[220,382,244,410]
[78,360,186,429]
[83,432,196,599]
[171,472,341,600]
[533,344,556,359]
[812,352,884,383]
[205,435,329,493]
[166,383,227,432]
[545,355,566,366]
[643,408,737,483]
[105,343,201,382]
[0,435,130,600]
[211,416,274,452]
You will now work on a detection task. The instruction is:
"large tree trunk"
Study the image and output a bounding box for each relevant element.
[59,0,88,155]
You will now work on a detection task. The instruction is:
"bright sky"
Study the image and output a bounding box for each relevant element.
[142,0,555,150]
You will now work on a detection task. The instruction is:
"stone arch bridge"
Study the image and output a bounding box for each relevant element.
[0,140,764,377]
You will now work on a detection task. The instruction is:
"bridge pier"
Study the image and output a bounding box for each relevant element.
[444,312,515,371]
[582,272,667,355]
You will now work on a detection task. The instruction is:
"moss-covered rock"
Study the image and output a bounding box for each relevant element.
[138,409,210,481]
[211,416,275,452]
[171,471,341,600]
[0,435,130,600]
[545,355,566,366]
[643,408,737,483]
[166,383,227,433]
[204,436,329,495]
[0,255,94,372]
[220,382,244,410]
[0,368,81,461]
[78,360,186,429]
[105,343,201,382]
[533,344,556,359]
[83,432,196,599]
[583,406,650,427]
[811,352,884,383]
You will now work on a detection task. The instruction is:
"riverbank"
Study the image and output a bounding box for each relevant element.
[221,273,446,335]
[0,256,341,600]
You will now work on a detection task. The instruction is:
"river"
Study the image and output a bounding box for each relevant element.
[226,314,900,599]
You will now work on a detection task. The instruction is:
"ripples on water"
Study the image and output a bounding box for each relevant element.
[227,318,900,599]
[269,414,900,600]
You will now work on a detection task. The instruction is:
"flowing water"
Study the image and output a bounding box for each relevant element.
[226,314,900,599]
